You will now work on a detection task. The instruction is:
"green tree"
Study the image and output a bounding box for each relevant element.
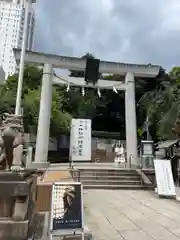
[68,55,168,137]
[138,66,180,140]
[5,66,42,94]
[0,66,72,136]
[23,86,72,135]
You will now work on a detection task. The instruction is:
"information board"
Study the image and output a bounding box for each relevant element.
[154,159,176,198]
[50,182,83,233]
[70,118,91,161]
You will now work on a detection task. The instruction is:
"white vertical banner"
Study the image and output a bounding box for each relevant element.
[70,118,91,162]
[154,159,176,198]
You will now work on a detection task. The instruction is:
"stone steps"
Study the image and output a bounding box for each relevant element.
[82,179,141,185]
[70,168,153,190]
[83,184,153,190]
[79,170,138,176]
[79,168,135,172]
[79,175,140,180]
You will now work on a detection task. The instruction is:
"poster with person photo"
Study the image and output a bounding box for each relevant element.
[51,182,83,231]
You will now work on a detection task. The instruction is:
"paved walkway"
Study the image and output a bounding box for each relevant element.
[84,190,180,240]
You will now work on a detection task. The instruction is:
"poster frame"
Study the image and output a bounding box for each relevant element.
[49,181,84,240]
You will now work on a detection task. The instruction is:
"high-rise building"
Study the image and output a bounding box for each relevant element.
[0,0,35,79]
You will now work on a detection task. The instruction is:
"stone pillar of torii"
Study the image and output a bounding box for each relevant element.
[13,48,160,168]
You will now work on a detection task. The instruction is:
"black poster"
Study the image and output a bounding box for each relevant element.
[51,183,82,230]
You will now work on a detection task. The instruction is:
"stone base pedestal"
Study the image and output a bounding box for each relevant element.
[0,171,37,240]
[54,227,92,240]
[0,220,28,240]
[33,212,92,239]
[27,162,50,169]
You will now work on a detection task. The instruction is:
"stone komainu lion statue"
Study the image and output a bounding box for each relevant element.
[0,113,24,171]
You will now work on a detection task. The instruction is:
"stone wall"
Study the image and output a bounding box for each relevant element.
[25,133,125,163]
[92,150,115,162]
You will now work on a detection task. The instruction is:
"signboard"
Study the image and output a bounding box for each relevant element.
[70,118,91,161]
[154,159,176,198]
[50,182,84,236]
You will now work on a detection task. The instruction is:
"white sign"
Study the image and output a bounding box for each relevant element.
[154,159,176,198]
[70,118,91,161]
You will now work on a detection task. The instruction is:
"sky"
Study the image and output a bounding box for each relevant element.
[34,0,180,71]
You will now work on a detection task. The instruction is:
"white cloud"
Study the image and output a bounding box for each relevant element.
[161,1,180,31]
[34,0,180,70]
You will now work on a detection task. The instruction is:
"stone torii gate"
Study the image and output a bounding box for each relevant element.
[13,48,160,168]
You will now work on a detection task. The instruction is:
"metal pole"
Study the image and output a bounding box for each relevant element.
[15,0,31,115]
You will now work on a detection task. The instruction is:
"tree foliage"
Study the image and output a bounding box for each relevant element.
[69,53,170,139]
[138,66,180,140]
[0,65,72,136]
